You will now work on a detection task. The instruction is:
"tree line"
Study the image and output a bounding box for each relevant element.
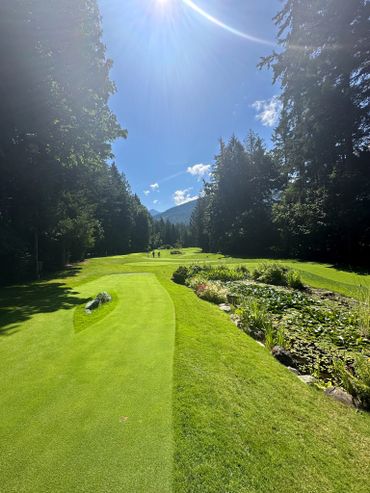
[191,0,370,266]
[0,0,151,283]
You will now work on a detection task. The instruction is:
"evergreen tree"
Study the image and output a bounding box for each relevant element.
[261,0,370,263]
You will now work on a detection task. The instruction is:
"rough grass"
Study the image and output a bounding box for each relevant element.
[0,249,369,492]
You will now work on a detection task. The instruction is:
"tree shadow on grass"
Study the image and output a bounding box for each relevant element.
[0,281,88,337]
[330,263,370,277]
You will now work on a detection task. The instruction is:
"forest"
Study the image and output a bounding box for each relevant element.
[191,0,370,265]
[1,0,369,286]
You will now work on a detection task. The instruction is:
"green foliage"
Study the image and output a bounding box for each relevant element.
[237,299,272,341]
[260,0,370,265]
[252,263,289,286]
[172,266,189,285]
[229,278,370,396]
[189,0,370,266]
[334,356,370,410]
[190,132,278,256]
[0,1,154,283]
[252,263,304,289]
[151,219,193,251]
[287,270,304,290]
[356,288,370,338]
[195,281,228,304]
[173,264,249,287]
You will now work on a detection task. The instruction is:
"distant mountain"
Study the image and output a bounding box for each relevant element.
[149,209,160,217]
[155,200,197,225]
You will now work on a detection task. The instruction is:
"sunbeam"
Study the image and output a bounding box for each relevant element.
[182,0,275,46]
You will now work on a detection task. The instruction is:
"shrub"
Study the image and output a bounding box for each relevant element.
[287,270,304,290]
[252,263,304,290]
[192,265,249,282]
[334,356,370,409]
[170,250,183,255]
[172,266,189,285]
[196,281,228,304]
[173,264,249,286]
[252,263,289,286]
[237,299,272,341]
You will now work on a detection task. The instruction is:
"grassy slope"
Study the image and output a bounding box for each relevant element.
[0,249,369,492]
[0,274,175,492]
[164,278,370,493]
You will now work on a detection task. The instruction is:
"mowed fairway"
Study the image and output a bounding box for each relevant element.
[0,274,175,493]
[0,250,370,492]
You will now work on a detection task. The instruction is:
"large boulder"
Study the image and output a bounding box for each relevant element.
[85,298,101,311]
[324,387,355,407]
[219,303,231,313]
[271,346,296,367]
[298,374,316,385]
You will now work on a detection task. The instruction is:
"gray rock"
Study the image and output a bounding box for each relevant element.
[324,387,354,407]
[271,346,295,367]
[287,366,299,375]
[85,298,101,311]
[96,292,112,304]
[298,374,316,385]
[219,303,231,313]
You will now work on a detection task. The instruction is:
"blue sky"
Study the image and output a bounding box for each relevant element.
[98,0,281,211]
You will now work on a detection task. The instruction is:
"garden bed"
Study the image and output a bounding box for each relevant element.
[172,263,370,409]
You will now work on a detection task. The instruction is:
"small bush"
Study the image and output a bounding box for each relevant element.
[237,299,272,341]
[173,264,249,286]
[170,250,183,255]
[252,263,289,286]
[172,266,189,285]
[252,263,304,290]
[334,356,370,409]
[196,281,228,304]
[287,270,304,290]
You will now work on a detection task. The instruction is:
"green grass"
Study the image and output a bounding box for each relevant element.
[0,273,175,492]
[0,249,369,492]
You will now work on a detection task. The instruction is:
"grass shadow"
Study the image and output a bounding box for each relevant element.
[330,263,370,276]
[0,281,88,337]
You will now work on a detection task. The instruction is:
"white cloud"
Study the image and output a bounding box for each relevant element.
[144,190,150,196]
[187,163,211,180]
[252,95,282,127]
[153,199,159,205]
[150,182,159,191]
[173,188,198,206]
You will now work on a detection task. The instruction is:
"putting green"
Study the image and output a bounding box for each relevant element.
[0,274,175,492]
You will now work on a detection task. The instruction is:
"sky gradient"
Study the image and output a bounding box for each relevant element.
[98,0,281,211]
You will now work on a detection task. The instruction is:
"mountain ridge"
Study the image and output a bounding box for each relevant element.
[150,200,197,224]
